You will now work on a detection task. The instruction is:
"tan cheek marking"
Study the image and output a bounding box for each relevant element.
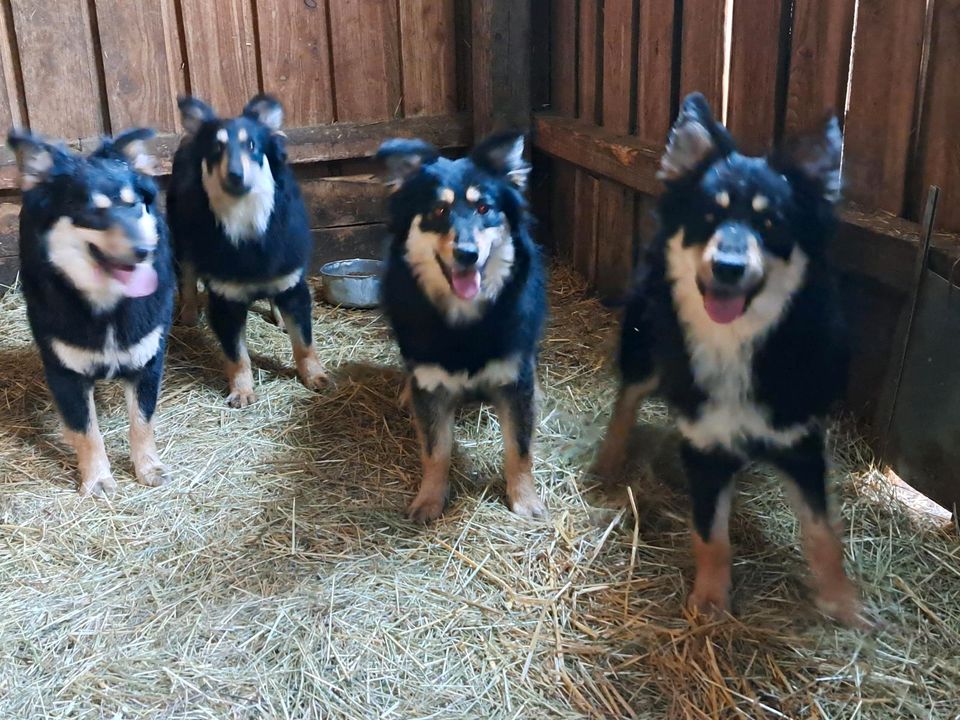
[439,188,455,204]
[752,194,769,212]
[91,193,111,209]
[465,186,481,203]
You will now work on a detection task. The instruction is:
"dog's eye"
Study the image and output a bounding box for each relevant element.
[433,204,449,219]
[247,139,255,152]
[476,203,489,215]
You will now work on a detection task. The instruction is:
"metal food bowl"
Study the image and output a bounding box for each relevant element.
[319,258,383,309]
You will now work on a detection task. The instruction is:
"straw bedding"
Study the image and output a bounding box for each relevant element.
[0,264,957,719]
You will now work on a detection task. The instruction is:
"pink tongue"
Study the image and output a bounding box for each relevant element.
[451,269,481,300]
[111,264,158,298]
[703,291,746,324]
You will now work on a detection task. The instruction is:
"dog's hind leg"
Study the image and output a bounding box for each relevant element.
[46,369,115,496]
[125,354,171,487]
[407,383,455,524]
[772,432,867,628]
[208,291,257,408]
[176,260,200,326]
[682,442,742,618]
[275,279,329,390]
[494,368,547,519]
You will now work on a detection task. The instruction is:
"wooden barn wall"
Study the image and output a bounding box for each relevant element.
[0,0,485,285]
[534,0,960,505]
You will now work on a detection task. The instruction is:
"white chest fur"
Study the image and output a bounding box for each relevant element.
[50,325,163,378]
[666,231,813,452]
[201,156,276,244]
[412,354,521,394]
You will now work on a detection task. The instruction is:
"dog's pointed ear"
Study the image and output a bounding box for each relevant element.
[110,127,158,175]
[471,131,529,189]
[376,138,440,188]
[659,93,730,183]
[7,129,66,191]
[178,95,216,135]
[772,114,843,203]
[243,93,284,132]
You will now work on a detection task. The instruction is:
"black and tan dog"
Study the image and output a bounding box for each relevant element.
[9,128,174,496]
[167,94,327,407]
[378,132,547,523]
[594,93,864,625]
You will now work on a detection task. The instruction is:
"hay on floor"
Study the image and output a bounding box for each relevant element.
[0,264,957,719]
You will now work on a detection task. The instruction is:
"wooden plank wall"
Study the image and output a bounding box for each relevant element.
[0,0,476,286]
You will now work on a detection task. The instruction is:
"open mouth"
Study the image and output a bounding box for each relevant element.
[436,253,481,301]
[696,278,763,325]
[88,244,158,298]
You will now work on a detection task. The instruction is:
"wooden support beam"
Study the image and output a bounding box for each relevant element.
[471,0,532,137]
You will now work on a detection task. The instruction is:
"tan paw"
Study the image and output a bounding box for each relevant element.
[816,582,872,630]
[298,362,330,391]
[79,471,118,498]
[407,491,446,524]
[227,388,257,408]
[135,461,171,488]
[508,487,548,519]
[687,586,730,619]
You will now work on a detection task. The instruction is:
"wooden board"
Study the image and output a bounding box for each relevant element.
[910,0,960,230]
[454,0,473,112]
[726,0,787,154]
[635,0,677,145]
[10,0,103,138]
[179,0,259,114]
[94,0,184,133]
[0,3,21,129]
[400,0,457,116]
[578,0,601,124]
[328,0,401,122]
[311,223,388,270]
[679,0,726,112]
[843,0,925,215]
[784,0,856,134]
[471,0,531,135]
[255,0,334,127]
[572,171,600,285]
[299,175,389,229]
[550,0,577,116]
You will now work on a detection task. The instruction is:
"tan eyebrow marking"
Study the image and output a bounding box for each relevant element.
[91,192,111,209]
[238,128,248,142]
[752,194,769,212]
[120,186,136,204]
[439,188,455,204]
[465,186,481,203]
[216,128,228,143]
[715,191,730,208]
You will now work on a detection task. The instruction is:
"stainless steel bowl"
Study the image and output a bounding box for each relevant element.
[319,258,383,309]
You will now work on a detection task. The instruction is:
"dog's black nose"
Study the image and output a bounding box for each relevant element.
[712,257,746,284]
[453,245,480,267]
[132,246,150,261]
[226,170,245,188]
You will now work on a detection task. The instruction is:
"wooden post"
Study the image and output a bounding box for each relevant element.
[471,0,532,138]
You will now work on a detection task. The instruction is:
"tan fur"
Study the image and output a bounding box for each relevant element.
[177,262,200,325]
[688,533,733,616]
[225,343,256,408]
[497,395,546,518]
[408,409,454,524]
[63,389,115,497]
[125,383,169,487]
[280,314,329,390]
[593,378,658,481]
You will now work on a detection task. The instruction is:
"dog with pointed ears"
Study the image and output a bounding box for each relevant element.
[9,127,174,496]
[377,131,547,523]
[594,93,865,626]
[167,94,327,408]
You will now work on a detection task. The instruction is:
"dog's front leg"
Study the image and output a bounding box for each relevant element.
[276,279,329,390]
[494,369,547,519]
[208,291,257,408]
[46,369,115,496]
[176,260,200,326]
[125,355,170,488]
[407,382,455,524]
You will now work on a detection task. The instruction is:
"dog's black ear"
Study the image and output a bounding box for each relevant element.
[772,114,842,203]
[243,94,284,132]
[7,129,67,191]
[178,95,216,135]
[471,130,529,189]
[110,127,158,175]
[659,93,732,183]
[376,138,440,188]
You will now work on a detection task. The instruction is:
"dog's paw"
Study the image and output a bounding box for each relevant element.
[407,492,446,524]
[508,487,548,519]
[227,388,257,408]
[816,583,873,630]
[79,471,118,498]
[298,362,330,391]
[687,587,730,620]
[136,461,171,488]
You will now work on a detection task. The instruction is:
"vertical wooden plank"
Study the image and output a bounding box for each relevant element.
[10,0,103,138]
[726,0,786,154]
[0,1,22,129]
[911,0,960,230]
[400,0,457,116]
[579,0,601,124]
[573,172,600,284]
[179,0,259,114]
[843,0,925,215]
[679,0,726,112]
[454,0,473,112]
[784,0,855,134]
[531,0,552,111]
[550,0,578,262]
[94,0,184,133]
[572,0,601,283]
[328,0,401,122]
[595,0,637,299]
[471,0,531,137]
[255,0,334,127]
[635,0,677,146]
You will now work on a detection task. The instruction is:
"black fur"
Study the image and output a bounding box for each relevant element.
[9,128,174,432]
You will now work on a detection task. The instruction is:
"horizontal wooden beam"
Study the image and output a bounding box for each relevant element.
[0,113,472,191]
[533,113,960,294]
